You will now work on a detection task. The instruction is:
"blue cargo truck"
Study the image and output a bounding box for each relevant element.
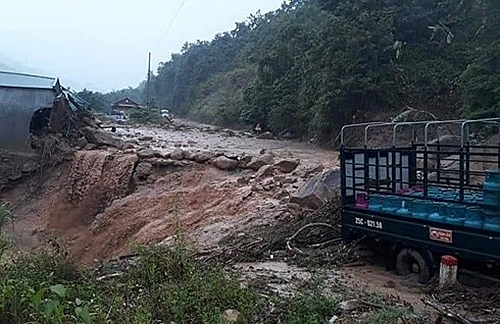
[340,118,500,283]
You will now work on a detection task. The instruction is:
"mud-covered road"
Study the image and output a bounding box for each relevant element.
[114,121,339,169]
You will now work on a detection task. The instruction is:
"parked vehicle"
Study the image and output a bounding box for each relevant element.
[340,118,500,283]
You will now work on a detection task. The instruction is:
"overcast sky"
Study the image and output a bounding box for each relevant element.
[0,0,283,92]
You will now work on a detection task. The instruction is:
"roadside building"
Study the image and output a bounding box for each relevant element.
[110,98,141,120]
[0,70,86,151]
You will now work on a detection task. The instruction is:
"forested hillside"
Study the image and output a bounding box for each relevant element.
[83,0,500,144]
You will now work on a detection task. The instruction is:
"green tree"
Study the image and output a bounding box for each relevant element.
[137,0,500,142]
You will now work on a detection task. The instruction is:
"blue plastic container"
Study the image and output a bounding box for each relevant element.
[464,219,483,229]
[396,208,412,217]
[382,195,400,213]
[428,203,447,223]
[368,194,383,211]
[465,207,482,221]
[464,194,477,203]
[446,217,465,226]
[429,213,446,223]
[483,222,500,232]
[483,170,500,207]
[484,209,500,225]
[448,205,466,218]
[396,199,412,217]
[428,187,440,197]
[411,200,430,219]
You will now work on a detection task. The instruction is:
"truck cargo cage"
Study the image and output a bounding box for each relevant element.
[340,118,500,264]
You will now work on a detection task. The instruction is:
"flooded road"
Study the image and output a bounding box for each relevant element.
[113,120,339,170]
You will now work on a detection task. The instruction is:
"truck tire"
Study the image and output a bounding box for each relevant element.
[395,248,431,284]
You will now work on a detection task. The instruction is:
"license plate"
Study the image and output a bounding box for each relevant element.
[354,216,383,230]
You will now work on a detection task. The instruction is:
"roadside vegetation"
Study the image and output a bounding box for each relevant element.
[78,0,500,144]
[128,104,163,125]
[0,222,258,323]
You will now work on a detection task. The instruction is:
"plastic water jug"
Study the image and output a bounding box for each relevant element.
[483,222,500,232]
[483,170,500,207]
[396,199,411,217]
[464,219,483,228]
[428,203,446,223]
[368,194,383,211]
[484,208,500,225]
[465,207,482,221]
[382,195,400,213]
[411,199,429,219]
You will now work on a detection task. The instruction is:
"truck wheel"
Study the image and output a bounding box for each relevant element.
[395,248,431,284]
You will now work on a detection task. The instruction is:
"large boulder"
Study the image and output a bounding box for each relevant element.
[170,149,185,160]
[274,159,300,173]
[193,151,213,163]
[290,170,340,209]
[137,148,155,159]
[212,156,238,171]
[420,135,462,170]
[183,150,195,160]
[135,162,153,180]
[255,165,274,179]
[82,127,123,148]
[238,155,254,168]
[121,142,135,150]
[246,154,275,171]
[427,135,461,159]
[303,165,324,178]
[142,158,174,167]
[75,136,88,148]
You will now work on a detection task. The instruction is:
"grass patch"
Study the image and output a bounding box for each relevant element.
[0,240,258,324]
[365,308,406,324]
[358,293,418,324]
[111,243,258,323]
[285,293,340,324]
[258,277,341,324]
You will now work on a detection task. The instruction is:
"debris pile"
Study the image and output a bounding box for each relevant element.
[216,198,359,267]
[28,92,127,166]
[423,281,500,323]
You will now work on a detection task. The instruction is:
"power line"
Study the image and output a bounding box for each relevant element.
[160,0,188,41]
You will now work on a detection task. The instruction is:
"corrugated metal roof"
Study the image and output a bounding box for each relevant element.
[63,89,90,111]
[0,70,58,89]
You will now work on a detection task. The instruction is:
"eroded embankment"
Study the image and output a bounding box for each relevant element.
[4,135,337,265]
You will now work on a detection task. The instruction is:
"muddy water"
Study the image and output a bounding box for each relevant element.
[114,121,339,170]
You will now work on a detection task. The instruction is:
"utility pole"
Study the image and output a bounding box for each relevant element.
[146,52,151,108]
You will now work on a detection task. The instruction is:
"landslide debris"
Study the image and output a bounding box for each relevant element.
[217,198,359,268]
